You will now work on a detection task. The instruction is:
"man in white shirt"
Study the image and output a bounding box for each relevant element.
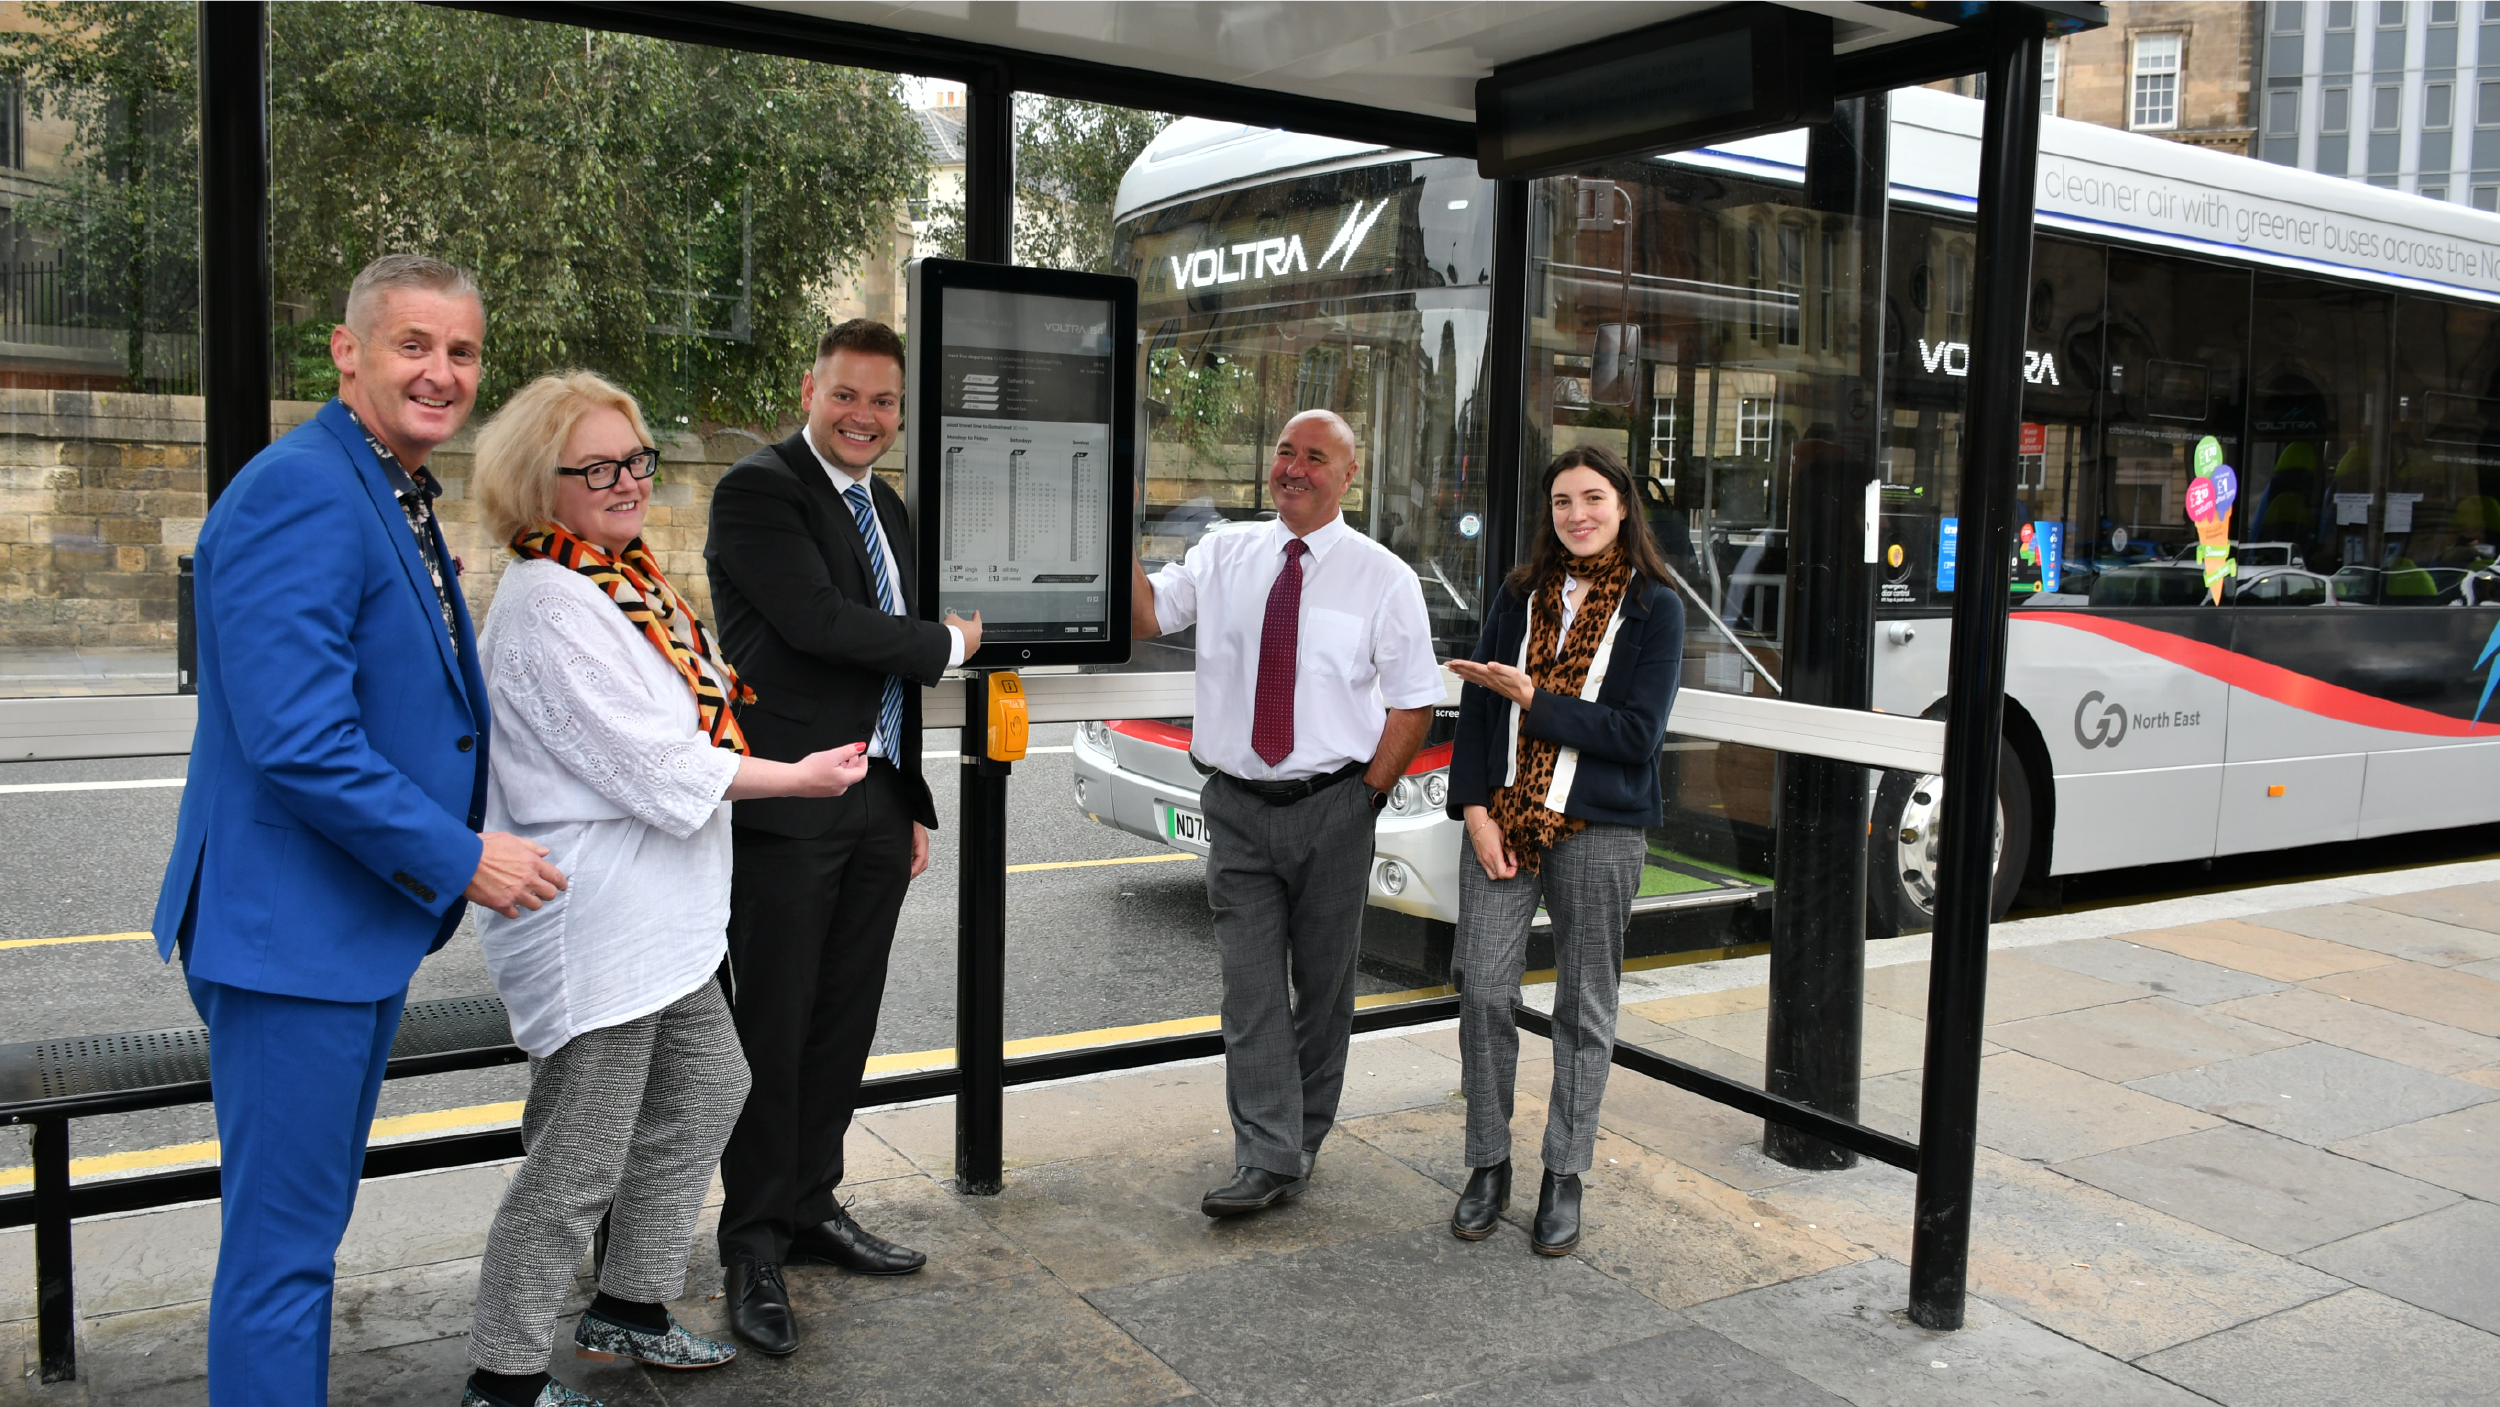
[704,320,980,1354]
[1132,408,1443,1216]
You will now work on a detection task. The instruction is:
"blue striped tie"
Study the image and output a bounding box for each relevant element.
[846,482,907,761]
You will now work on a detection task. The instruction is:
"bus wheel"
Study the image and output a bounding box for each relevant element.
[1867,738,2032,937]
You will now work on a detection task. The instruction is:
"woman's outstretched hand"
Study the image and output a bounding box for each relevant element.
[1450,658,1535,709]
[793,742,871,797]
[1464,805,1518,881]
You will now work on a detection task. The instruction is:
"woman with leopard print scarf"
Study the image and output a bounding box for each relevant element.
[1443,444,1686,1258]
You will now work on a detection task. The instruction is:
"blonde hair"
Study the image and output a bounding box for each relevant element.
[473,371,657,547]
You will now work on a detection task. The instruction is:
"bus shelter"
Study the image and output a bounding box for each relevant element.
[9,0,2104,1380]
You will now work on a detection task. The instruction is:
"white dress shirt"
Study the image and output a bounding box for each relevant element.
[1152,514,1444,780]
[803,428,964,758]
[476,558,744,1057]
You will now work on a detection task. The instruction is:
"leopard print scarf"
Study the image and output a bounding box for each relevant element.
[1486,544,1633,872]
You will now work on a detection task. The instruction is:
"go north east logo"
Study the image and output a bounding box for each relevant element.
[2074,691,2127,749]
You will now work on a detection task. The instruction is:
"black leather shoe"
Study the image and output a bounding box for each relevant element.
[1200,1165,1308,1218]
[790,1205,926,1276]
[1450,1160,1511,1241]
[723,1261,797,1356]
[1532,1169,1582,1257]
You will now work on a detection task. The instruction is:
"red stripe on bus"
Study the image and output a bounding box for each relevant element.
[1407,742,1453,775]
[2015,612,2488,737]
[1107,719,1195,749]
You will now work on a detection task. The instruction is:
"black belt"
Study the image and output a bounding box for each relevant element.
[1222,760,1366,806]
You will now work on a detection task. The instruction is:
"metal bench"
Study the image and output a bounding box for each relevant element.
[0,994,528,1384]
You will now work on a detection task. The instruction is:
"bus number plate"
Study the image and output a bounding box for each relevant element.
[1161,804,1212,851]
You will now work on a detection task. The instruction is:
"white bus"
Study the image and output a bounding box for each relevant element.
[1071,86,2500,947]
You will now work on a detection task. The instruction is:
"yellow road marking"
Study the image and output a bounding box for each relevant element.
[0,931,152,952]
[0,1100,528,1190]
[1005,852,1199,874]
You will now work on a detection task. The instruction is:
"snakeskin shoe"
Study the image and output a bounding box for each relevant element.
[573,1310,739,1370]
[459,1382,603,1407]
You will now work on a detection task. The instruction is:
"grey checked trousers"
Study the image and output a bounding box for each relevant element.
[1455,822,1646,1175]
[1201,771,1376,1178]
[468,980,749,1374]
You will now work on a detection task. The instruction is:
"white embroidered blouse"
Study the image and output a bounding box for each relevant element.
[475,558,743,1057]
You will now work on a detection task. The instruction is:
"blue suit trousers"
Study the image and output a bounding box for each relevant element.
[187,974,406,1406]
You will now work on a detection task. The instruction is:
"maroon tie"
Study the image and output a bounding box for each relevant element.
[1251,538,1308,767]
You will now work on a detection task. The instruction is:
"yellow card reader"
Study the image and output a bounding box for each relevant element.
[985,672,1028,762]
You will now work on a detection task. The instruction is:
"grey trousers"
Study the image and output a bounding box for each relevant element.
[1455,822,1646,1175]
[1201,771,1375,1177]
[469,980,749,1374]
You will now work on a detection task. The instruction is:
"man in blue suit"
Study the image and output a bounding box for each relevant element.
[152,254,566,1405]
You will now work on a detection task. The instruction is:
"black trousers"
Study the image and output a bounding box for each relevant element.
[716,761,916,1267]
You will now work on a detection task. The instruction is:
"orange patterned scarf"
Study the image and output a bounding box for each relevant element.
[1486,544,1633,872]
[509,523,753,755]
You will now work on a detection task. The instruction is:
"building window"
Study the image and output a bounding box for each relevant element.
[2432,0,2457,19]
[2041,42,2059,115]
[2424,184,2450,199]
[2132,33,2182,130]
[1817,229,1836,352]
[2275,0,2307,28]
[2329,1,2355,26]
[1736,398,1775,459]
[2428,82,2455,128]
[2475,184,2499,209]
[2380,1,2406,24]
[2326,86,2353,131]
[2268,89,2303,134]
[0,78,20,171]
[2375,84,2403,130]
[1776,224,1803,347]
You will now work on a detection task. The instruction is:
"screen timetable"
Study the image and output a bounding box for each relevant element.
[906,261,1136,667]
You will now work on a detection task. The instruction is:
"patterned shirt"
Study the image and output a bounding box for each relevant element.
[345,406,459,639]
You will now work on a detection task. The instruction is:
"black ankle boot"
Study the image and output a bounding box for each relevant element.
[1450,1160,1511,1241]
[1532,1169,1582,1256]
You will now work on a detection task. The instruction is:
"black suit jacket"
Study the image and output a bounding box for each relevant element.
[706,432,951,837]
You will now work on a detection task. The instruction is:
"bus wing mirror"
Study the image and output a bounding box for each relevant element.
[1590,323,1641,405]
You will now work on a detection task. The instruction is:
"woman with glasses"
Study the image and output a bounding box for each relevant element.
[455,372,870,1407]
[1443,444,1684,1257]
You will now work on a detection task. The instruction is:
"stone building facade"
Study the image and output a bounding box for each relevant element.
[0,390,901,656]
[2049,1,2263,155]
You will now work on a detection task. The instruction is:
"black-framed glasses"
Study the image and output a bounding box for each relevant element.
[556,447,661,490]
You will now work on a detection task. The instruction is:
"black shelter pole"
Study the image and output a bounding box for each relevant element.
[198,0,271,506]
[1908,18,2041,1331]
[962,69,1014,265]
[954,677,1009,1195]
[1482,178,1531,593]
[1763,94,1887,1170]
[952,69,1013,1194]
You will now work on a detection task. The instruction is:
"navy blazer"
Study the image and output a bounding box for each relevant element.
[1446,573,1684,829]
[151,399,490,1002]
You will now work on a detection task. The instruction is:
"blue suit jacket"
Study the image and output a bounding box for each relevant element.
[152,399,490,1002]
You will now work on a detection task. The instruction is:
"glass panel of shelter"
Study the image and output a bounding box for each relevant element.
[1522,151,1889,946]
[0,6,199,699]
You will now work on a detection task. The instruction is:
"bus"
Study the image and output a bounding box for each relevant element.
[1068,84,2500,948]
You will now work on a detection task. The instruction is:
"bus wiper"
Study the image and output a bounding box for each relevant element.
[1657,560,1783,697]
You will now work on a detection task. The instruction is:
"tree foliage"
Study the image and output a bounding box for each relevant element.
[0,2,933,427]
[926,95,1173,272]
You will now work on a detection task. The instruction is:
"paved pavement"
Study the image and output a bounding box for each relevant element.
[8,859,2500,1404]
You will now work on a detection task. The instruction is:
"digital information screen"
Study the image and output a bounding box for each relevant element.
[907,260,1135,667]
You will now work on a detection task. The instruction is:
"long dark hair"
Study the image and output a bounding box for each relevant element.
[1505,444,1671,608]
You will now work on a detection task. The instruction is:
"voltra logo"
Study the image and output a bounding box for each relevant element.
[2074,691,2128,750]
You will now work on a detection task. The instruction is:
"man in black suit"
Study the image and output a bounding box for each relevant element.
[705,319,980,1355]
